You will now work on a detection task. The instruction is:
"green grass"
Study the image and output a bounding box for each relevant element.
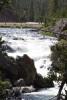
[41,31,53,36]
[63,30,67,32]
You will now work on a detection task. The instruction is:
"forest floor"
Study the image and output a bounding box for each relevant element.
[0,22,43,29]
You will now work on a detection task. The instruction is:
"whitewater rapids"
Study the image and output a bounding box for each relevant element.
[0,28,59,100]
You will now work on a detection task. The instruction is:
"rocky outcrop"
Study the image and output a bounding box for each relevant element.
[16,54,36,85]
[53,19,67,40]
[0,54,36,85]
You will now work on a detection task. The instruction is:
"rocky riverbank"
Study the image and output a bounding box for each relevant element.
[52,19,67,40]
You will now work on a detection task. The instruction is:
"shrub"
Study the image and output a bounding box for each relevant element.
[34,74,54,89]
[0,80,12,98]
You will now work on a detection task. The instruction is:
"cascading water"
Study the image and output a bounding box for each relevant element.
[0,28,58,100]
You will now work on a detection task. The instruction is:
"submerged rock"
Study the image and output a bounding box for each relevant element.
[40,65,44,68]
[6,45,15,52]
[13,37,24,40]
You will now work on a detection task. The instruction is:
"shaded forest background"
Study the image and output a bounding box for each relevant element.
[0,0,67,22]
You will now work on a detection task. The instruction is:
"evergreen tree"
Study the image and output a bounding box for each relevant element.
[0,0,10,11]
[29,0,34,21]
[49,40,67,100]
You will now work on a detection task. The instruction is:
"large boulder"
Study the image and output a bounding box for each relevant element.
[0,54,36,85]
[53,19,67,39]
[16,54,36,85]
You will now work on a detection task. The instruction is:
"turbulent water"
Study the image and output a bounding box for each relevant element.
[0,28,58,100]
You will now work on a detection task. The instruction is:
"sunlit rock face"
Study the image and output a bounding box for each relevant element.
[0,28,57,77]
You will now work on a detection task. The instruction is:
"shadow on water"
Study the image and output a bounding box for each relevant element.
[22,94,57,100]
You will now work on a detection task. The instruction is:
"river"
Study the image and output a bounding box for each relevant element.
[0,28,58,100]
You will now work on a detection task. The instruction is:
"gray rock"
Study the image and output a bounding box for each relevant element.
[22,87,31,93]
[53,19,67,38]
[14,78,25,87]
[21,86,35,93]
[13,37,24,40]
